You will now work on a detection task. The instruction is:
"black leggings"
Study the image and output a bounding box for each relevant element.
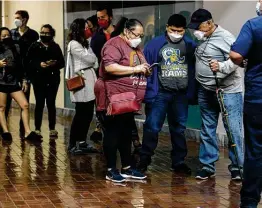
[69,101,95,146]
[103,113,134,169]
[33,81,60,131]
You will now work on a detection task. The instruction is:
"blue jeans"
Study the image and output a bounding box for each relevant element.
[140,89,189,167]
[198,86,244,173]
[240,103,262,208]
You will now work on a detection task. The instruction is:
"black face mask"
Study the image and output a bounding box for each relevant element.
[40,35,53,43]
[2,37,13,46]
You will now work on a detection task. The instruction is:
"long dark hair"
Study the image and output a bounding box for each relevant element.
[111,17,143,38]
[0,27,19,59]
[68,18,89,48]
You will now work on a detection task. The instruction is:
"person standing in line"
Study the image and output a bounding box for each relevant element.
[137,14,197,174]
[95,17,149,183]
[187,9,244,181]
[27,24,64,138]
[6,10,39,139]
[0,27,42,143]
[91,6,142,150]
[229,12,262,208]
[65,18,98,155]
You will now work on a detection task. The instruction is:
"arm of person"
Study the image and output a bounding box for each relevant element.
[230,21,253,66]
[70,41,97,73]
[217,34,239,74]
[103,44,148,76]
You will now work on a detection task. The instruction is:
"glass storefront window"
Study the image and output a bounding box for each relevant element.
[63,1,202,129]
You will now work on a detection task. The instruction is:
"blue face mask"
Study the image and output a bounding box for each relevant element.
[256,2,261,16]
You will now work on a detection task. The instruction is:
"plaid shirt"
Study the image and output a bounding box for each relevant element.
[10,27,39,81]
[10,28,21,42]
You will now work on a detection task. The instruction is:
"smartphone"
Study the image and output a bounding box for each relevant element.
[149,63,159,69]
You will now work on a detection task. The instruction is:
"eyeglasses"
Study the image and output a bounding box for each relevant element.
[40,32,51,36]
[129,29,144,38]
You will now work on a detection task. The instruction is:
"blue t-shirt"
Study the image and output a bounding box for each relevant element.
[231,16,262,105]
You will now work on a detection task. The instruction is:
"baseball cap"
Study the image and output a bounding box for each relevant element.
[188,9,212,30]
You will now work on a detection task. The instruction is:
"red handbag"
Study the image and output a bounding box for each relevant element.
[106,91,140,116]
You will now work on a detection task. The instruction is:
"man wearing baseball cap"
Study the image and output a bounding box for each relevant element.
[188,9,244,180]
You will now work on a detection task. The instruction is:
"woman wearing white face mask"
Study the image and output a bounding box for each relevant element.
[94,17,150,183]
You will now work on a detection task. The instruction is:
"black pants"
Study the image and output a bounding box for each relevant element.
[69,101,95,147]
[33,80,60,131]
[5,84,31,135]
[103,113,133,169]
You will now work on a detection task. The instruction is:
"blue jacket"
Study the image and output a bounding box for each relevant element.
[143,34,197,104]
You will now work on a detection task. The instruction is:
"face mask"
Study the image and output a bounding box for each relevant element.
[98,19,110,29]
[84,28,93,39]
[128,38,142,48]
[40,35,53,43]
[168,32,183,42]
[14,19,22,27]
[193,30,206,41]
[2,37,13,46]
[256,2,261,16]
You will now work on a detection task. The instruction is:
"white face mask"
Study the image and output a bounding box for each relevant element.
[14,19,22,27]
[129,38,142,48]
[256,2,261,16]
[168,32,183,42]
[193,30,206,41]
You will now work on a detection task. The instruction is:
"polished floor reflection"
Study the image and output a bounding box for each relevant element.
[0,109,260,208]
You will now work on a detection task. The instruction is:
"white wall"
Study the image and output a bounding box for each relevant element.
[2,1,64,108]
[204,1,257,37]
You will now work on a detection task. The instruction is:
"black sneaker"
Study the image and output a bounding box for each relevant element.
[195,169,216,180]
[2,132,13,141]
[231,170,242,181]
[90,131,103,143]
[106,169,126,183]
[25,131,43,142]
[121,168,147,180]
[171,163,191,175]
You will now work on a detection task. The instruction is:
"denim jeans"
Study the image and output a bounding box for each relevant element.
[140,89,189,167]
[198,86,244,173]
[240,103,262,208]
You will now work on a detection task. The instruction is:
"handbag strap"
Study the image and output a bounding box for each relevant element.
[65,42,72,79]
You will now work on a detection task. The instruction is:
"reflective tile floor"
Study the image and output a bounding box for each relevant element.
[0,109,261,208]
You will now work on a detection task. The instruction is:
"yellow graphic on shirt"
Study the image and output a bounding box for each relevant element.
[161,47,187,78]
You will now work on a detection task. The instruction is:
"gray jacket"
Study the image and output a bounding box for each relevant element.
[195,25,242,93]
[65,40,98,102]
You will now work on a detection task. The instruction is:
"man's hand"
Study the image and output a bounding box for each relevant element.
[40,62,48,68]
[209,59,220,72]
[46,60,57,67]
[22,81,28,92]
[0,59,7,68]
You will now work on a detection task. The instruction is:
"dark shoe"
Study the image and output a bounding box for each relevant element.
[171,163,191,175]
[25,131,43,142]
[231,170,242,181]
[137,161,148,173]
[106,169,126,183]
[79,141,99,153]
[195,169,216,180]
[121,168,147,180]
[2,132,12,142]
[90,131,103,143]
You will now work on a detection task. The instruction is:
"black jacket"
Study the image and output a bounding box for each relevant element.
[27,41,65,83]
[90,29,107,64]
